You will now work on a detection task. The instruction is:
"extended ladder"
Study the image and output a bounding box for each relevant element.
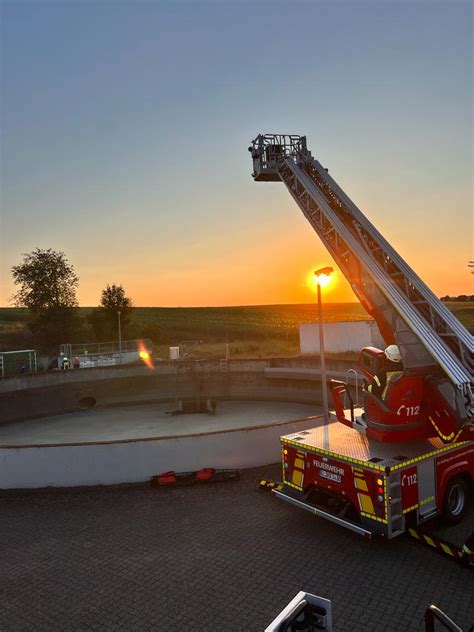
[249,134,473,424]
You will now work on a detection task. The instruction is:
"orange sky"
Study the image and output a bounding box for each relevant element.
[2,1,472,309]
[70,208,472,307]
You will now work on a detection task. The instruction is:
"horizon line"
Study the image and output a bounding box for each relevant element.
[1,301,364,309]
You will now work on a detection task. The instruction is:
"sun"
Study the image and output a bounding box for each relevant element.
[305,267,336,292]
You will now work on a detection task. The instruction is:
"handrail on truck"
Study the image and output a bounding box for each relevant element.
[424,605,463,632]
[345,368,359,407]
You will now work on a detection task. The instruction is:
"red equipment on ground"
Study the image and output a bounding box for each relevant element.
[151,469,240,487]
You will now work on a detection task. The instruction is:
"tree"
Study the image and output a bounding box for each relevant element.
[11,248,82,351]
[100,284,133,316]
[89,284,134,341]
[12,248,79,310]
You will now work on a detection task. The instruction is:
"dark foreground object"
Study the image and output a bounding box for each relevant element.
[1,464,473,631]
[266,594,466,632]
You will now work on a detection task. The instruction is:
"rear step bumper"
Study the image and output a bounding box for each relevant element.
[272,489,373,538]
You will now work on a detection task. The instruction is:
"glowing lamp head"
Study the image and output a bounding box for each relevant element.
[314,266,334,288]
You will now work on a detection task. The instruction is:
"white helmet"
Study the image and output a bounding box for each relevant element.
[385,345,401,363]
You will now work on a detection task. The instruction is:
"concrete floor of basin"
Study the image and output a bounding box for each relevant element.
[0,400,323,445]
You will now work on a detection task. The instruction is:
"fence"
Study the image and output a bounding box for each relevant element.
[0,350,37,378]
[60,339,153,357]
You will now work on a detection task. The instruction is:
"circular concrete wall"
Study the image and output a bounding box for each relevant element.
[1,411,323,489]
[0,357,357,489]
[0,357,358,425]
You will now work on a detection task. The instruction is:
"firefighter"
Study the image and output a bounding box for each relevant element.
[61,356,70,370]
[367,344,403,399]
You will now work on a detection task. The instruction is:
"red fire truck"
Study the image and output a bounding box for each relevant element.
[249,134,473,539]
[276,416,473,538]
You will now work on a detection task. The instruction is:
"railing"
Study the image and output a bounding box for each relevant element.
[345,368,360,407]
[249,134,310,177]
[60,339,153,357]
[424,605,462,632]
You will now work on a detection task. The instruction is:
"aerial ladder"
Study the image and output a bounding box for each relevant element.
[249,134,473,444]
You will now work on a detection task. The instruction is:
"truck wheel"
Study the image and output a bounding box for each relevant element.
[442,476,470,524]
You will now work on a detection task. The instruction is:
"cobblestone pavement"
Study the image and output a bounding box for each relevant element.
[1,465,473,632]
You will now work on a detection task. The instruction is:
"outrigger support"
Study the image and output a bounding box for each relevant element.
[407,527,474,570]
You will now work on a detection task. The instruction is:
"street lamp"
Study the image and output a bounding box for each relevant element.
[117,311,122,365]
[314,266,334,424]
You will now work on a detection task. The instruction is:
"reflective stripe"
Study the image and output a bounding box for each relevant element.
[420,496,435,506]
[428,417,463,443]
[358,494,375,514]
[382,371,403,398]
[441,543,455,557]
[360,511,388,524]
[282,437,470,471]
[354,478,368,492]
[292,470,303,487]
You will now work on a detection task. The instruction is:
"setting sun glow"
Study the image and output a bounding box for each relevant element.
[310,266,335,291]
[314,273,332,288]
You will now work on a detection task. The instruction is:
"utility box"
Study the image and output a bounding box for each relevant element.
[169,346,180,361]
[299,321,383,354]
[0,350,37,377]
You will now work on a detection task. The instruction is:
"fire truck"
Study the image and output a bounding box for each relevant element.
[249,134,473,539]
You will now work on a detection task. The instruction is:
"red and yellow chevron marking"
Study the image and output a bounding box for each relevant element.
[407,528,463,562]
[259,479,284,492]
[428,415,468,444]
[291,451,305,488]
[352,466,387,521]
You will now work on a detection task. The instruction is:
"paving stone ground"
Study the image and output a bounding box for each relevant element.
[1,464,473,632]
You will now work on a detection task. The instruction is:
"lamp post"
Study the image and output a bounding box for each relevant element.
[117,311,122,365]
[314,266,334,424]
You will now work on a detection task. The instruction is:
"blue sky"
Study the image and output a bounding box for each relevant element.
[1,0,472,306]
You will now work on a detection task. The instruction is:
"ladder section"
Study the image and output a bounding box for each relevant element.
[302,157,473,370]
[249,133,472,424]
[279,157,471,398]
[387,473,405,538]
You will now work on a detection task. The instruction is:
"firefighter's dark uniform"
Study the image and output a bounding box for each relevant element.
[367,360,403,400]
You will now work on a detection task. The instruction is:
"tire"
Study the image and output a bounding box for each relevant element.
[442,476,470,525]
